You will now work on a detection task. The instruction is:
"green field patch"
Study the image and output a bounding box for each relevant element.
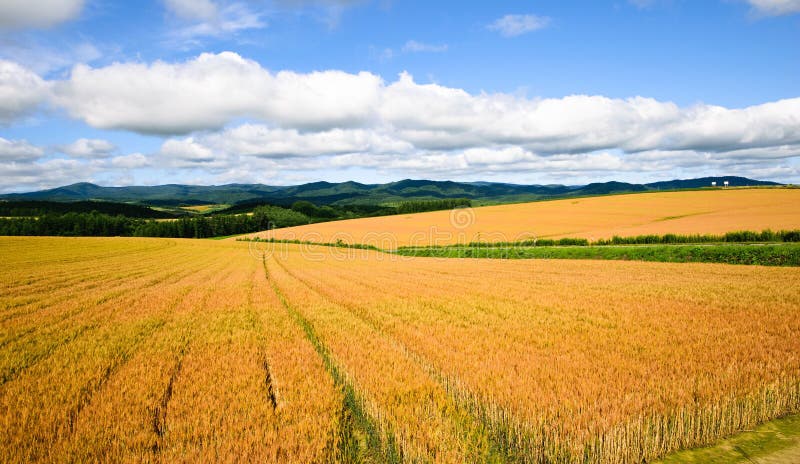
[657,413,800,463]
[395,243,800,266]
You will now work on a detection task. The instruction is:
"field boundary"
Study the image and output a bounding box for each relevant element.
[239,230,800,266]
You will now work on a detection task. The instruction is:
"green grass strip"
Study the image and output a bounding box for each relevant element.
[656,413,800,463]
[395,243,800,266]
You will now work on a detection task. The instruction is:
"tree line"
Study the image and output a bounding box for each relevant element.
[0,200,176,219]
[0,199,481,238]
[0,208,277,238]
[396,198,472,214]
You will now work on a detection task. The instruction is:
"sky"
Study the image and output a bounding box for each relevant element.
[0,0,799,192]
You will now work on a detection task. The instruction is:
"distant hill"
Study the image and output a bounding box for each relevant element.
[0,182,285,205]
[0,176,781,208]
[579,181,648,195]
[0,200,177,218]
[645,176,780,190]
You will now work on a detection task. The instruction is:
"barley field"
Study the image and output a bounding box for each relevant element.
[246,188,800,248]
[2,236,799,462]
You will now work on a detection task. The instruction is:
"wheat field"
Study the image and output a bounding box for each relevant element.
[0,237,341,463]
[246,188,800,248]
[2,236,799,462]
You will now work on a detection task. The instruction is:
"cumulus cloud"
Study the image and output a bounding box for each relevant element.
[378,73,800,156]
[0,137,153,193]
[7,54,799,151]
[0,0,84,30]
[160,137,219,166]
[747,0,800,16]
[3,159,108,193]
[0,137,44,162]
[487,14,550,37]
[59,138,116,158]
[3,52,800,185]
[159,124,413,163]
[0,60,50,123]
[402,40,448,53]
[108,153,150,169]
[206,124,412,158]
[53,52,381,134]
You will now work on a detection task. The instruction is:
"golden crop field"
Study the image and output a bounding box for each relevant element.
[246,188,800,248]
[2,236,799,462]
[0,237,341,463]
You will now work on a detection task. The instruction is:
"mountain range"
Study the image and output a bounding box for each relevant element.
[0,176,781,208]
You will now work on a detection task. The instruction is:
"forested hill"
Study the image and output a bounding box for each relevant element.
[0,200,177,218]
[0,176,780,207]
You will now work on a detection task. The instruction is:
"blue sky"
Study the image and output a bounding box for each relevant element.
[0,0,799,192]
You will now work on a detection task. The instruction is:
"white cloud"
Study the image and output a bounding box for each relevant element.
[212,124,412,158]
[0,60,49,123]
[59,138,116,159]
[0,137,44,162]
[379,73,800,155]
[53,52,382,134]
[747,0,800,16]
[0,158,90,193]
[108,153,150,169]
[26,53,800,159]
[2,52,800,185]
[402,40,448,53]
[169,4,265,42]
[159,124,413,162]
[487,14,550,37]
[159,137,219,166]
[0,137,153,193]
[0,0,84,30]
[161,1,265,46]
[0,39,102,75]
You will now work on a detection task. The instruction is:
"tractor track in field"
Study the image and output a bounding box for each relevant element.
[62,275,211,443]
[151,346,186,455]
[0,263,206,388]
[66,317,169,438]
[262,257,402,464]
[270,255,522,463]
[242,272,280,415]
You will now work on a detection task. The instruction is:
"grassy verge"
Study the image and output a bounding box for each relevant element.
[656,413,800,463]
[395,243,800,266]
[207,233,248,240]
[239,232,800,266]
[429,229,800,248]
[237,236,381,250]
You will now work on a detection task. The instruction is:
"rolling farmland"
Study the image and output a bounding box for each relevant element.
[246,188,800,248]
[4,0,799,461]
[2,236,799,462]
